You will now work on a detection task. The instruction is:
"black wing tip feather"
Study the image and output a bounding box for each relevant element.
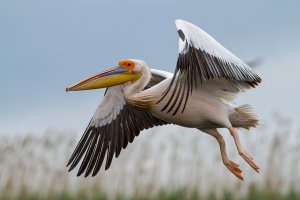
[159,44,262,114]
[66,120,93,167]
[178,29,185,41]
[67,105,169,177]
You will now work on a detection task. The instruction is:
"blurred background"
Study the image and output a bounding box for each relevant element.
[0,0,300,199]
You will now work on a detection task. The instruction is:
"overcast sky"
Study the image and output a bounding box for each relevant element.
[1,0,299,134]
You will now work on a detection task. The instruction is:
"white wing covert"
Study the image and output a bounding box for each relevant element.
[91,85,126,128]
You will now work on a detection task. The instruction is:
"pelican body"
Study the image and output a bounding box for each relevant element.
[66,20,261,180]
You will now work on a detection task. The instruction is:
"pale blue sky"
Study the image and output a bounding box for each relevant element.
[1,0,300,134]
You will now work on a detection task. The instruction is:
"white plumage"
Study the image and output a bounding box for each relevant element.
[91,85,126,127]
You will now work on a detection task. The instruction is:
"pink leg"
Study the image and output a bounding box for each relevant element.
[201,129,243,180]
[228,127,260,172]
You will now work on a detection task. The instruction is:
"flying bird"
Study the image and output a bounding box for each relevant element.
[66,19,261,180]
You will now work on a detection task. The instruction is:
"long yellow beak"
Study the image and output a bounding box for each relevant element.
[66,66,141,92]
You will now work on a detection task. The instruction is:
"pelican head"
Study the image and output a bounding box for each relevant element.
[66,59,144,92]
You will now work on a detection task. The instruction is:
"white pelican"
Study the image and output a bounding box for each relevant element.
[66,19,261,180]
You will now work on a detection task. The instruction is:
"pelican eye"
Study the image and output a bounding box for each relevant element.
[119,59,135,71]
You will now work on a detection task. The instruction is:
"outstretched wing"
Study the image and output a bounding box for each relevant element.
[158,19,261,115]
[67,72,169,177]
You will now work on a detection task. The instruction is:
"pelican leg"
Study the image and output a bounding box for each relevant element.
[201,129,243,180]
[228,127,260,173]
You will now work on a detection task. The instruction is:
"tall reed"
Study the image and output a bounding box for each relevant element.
[0,115,299,199]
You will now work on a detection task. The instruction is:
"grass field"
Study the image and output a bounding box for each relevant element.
[0,114,299,199]
[0,189,299,200]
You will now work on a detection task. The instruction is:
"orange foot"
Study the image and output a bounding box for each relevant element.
[224,160,243,180]
[240,151,260,173]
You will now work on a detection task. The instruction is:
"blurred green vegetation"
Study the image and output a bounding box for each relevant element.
[1,188,300,200]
